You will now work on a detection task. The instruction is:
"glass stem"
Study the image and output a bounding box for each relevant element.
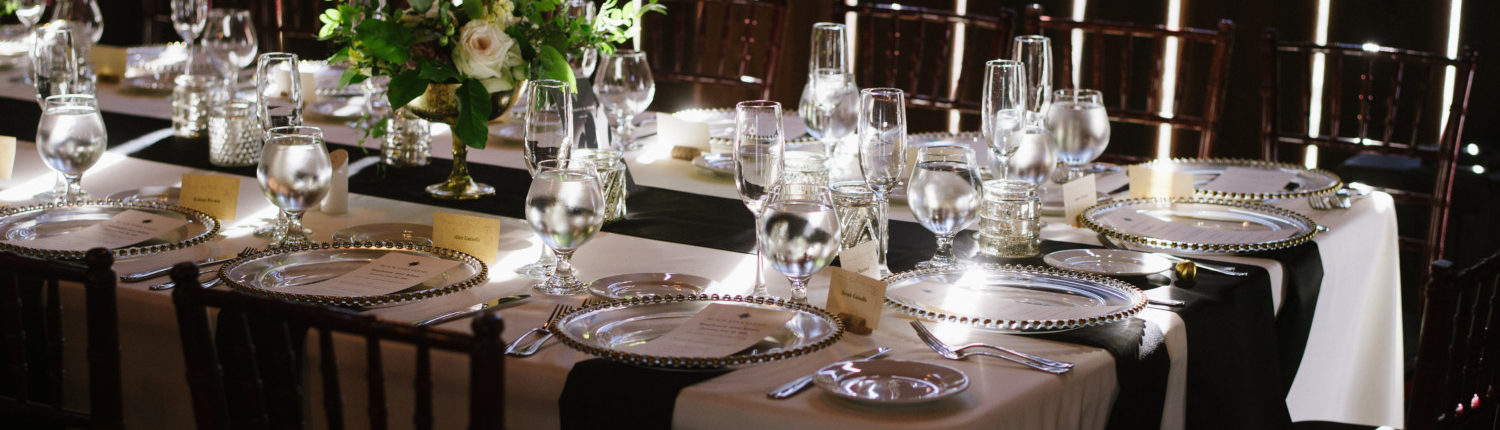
[874,195,891,276]
[536,245,556,265]
[551,249,576,287]
[789,276,809,303]
[282,210,306,245]
[752,246,768,296]
[62,174,83,202]
[934,234,955,265]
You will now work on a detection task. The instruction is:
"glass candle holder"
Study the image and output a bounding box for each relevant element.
[977,179,1041,258]
[172,74,221,137]
[382,113,431,167]
[572,148,628,222]
[830,181,878,252]
[207,99,262,167]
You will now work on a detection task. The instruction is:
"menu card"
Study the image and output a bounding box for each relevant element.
[1201,166,1296,194]
[0,135,14,180]
[289,252,461,297]
[1128,166,1195,199]
[838,240,881,278]
[1106,211,1292,244]
[433,212,501,264]
[621,303,795,357]
[178,174,241,221]
[891,281,1109,322]
[825,266,886,335]
[1062,174,1097,227]
[658,113,712,152]
[8,210,189,251]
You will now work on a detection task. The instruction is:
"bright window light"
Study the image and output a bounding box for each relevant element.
[1154,0,1181,159]
[1439,0,1463,137]
[946,0,968,133]
[1466,143,1480,155]
[1304,0,1332,169]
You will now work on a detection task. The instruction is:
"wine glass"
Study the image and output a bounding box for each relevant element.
[256,52,303,132]
[593,50,654,151]
[202,8,258,85]
[12,0,45,85]
[1012,35,1053,116]
[799,22,857,156]
[734,100,785,297]
[1003,112,1058,186]
[48,0,101,49]
[981,59,1027,172]
[36,95,105,203]
[518,79,575,278]
[759,181,841,302]
[258,126,331,248]
[1046,88,1110,182]
[525,159,605,295]
[855,88,907,277]
[565,0,598,78]
[907,144,983,268]
[172,0,209,45]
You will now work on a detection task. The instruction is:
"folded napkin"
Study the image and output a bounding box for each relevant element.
[558,359,731,430]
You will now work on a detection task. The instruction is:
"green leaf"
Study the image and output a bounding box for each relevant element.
[462,0,484,18]
[338,66,366,88]
[327,46,351,64]
[387,69,426,112]
[416,58,459,82]
[454,79,492,150]
[536,45,576,93]
[408,0,433,13]
[355,18,412,65]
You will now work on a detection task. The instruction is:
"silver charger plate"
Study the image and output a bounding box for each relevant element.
[813,359,969,405]
[1043,249,1174,276]
[588,272,721,299]
[331,223,434,245]
[1134,158,1341,201]
[218,242,486,308]
[0,200,219,260]
[1081,197,1321,254]
[106,186,181,205]
[884,264,1146,333]
[691,153,734,176]
[551,294,843,369]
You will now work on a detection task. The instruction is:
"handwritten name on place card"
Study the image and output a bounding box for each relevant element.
[7,209,189,251]
[289,252,462,297]
[826,266,886,334]
[433,212,501,264]
[622,303,795,357]
[179,174,241,221]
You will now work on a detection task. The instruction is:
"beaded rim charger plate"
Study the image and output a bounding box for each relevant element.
[1082,197,1321,254]
[551,294,844,370]
[883,264,1146,333]
[1134,158,1342,201]
[0,200,220,260]
[218,242,486,308]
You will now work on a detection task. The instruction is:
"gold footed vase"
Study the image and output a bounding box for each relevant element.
[405,83,517,200]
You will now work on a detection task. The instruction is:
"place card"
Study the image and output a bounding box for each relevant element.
[658,113,712,152]
[288,252,461,297]
[90,45,128,81]
[299,70,320,103]
[892,281,1107,322]
[322,150,349,215]
[839,240,881,278]
[1201,166,1296,194]
[433,212,501,264]
[178,174,241,221]
[622,303,795,357]
[825,266,886,335]
[8,210,189,251]
[1062,174,1096,227]
[1127,166,1194,199]
[0,135,15,180]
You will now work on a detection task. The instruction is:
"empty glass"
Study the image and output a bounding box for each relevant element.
[798,22,857,156]
[759,181,841,302]
[593,50,654,151]
[255,52,303,132]
[982,59,1027,171]
[1046,88,1110,182]
[12,0,46,85]
[202,8,257,84]
[734,100,785,297]
[907,144,983,268]
[1012,35,1053,116]
[830,181,878,252]
[171,0,209,45]
[518,79,575,278]
[258,126,331,248]
[856,88,907,277]
[564,0,598,78]
[525,159,606,295]
[30,23,77,106]
[36,95,105,203]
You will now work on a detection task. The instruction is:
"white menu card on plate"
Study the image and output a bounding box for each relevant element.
[289,252,461,297]
[622,303,796,357]
[8,209,189,251]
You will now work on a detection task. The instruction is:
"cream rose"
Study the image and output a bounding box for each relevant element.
[452,19,524,92]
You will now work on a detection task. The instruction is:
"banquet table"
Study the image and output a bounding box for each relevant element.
[0,70,1404,429]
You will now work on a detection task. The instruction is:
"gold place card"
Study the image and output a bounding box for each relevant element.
[90,45,128,81]
[826,266,887,335]
[1128,165,1194,199]
[433,212,501,264]
[179,174,241,221]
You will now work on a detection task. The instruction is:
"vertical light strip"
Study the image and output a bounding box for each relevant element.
[1154,0,1182,159]
[845,0,858,74]
[1438,0,1462,137]
[946,0,969,133]
[632,0,642,50]
[1070,0,1087,87]
[1304,0,1332,168]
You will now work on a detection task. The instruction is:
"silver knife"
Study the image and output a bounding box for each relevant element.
[415,294,531,327]
[120,253,237,283]
[766,347,891,399]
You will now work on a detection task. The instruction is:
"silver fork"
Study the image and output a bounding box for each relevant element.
[504,304,574,357]
[1306,194,1332,210]
[148,247,258,291]
[910,321,1073,374]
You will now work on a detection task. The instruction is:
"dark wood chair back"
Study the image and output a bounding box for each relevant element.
[1410,252,1500,430]
[168,263,507,430]
[1023,4,1235,162]
[838,2,1015,121]
[145,0,329,59]
[641,0,789,101]
[1261,30,1476,268]
[0,248,123,429]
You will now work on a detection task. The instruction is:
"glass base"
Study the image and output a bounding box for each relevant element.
[914,259,960,270]
[532,278,586,296]
[425,178,495,200]
[516,261,555,279]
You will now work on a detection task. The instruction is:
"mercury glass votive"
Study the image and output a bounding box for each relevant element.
[977,179,1041,258]
[382,113,431,167]
[172,74,221,138]
[207,100,262,167]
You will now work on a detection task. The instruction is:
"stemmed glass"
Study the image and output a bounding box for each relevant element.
[525,159,606,295]
[256,52,303,132]
[11,0,46,85]
[257,126,331,248]
[1045,88,1111,182]
[855,88,907,277]
[202,9,258,85]
[981,59,1027,173]
[593,50,654,151]
[172,0,209,46]
[564,0,598,78]
[799,22,858,157]
[1012,36,1053,116]
[518,79,575,278]
[734,100,785,297]
[48,0,101,63]
[30,23,77,202]
[759,181,841,302]
[907,144,982,268]
[1003,112,1058,186]
[36,95,106,203]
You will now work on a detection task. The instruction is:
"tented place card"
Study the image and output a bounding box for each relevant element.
[1062,174,1097,227]
[7,210,188,251]
[1201,166,1296,194]
[178,174,241,221]
[289,252,461,297]
[1128,166,1195,199]
[0,135,15,180]
[891,281,1110,322]
[826,266,886,335]
[433,212,500,264]
[622,303,796,357]
[658,113,712,152]
[839,240,880,278]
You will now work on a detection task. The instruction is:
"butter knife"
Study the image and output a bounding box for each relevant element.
[415,294,531,327]
[766,347,890,399]
[120,253,238,283]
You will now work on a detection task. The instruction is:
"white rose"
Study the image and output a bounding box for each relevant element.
[452,20,522,92]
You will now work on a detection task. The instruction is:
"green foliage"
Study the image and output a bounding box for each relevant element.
[386,69,426,113]
[454,79,493,149]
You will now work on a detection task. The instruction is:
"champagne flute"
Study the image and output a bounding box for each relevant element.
[856,88,907,276]
[907,144,983,268]
[258,126,331,248]
[593,50,654,151]
[30,23,77,202]
[1012,35,1053,116]
[35,95,105,203]
[525,159,605,295]
[12,0,45,85]
[256,52,302,132]
[202,9,258,85]
[734,100,785,297]
[981,59,1027,172]
[518,79,575,278]
[1046,88,1110,182]
[171,0,210,45]
[759,182,841,302]
[799,22,857,156]
[564,0,598,78]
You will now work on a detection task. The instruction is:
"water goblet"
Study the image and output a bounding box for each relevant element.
[1012,35,1053,116]
[36,94,105,203]
[202,8,257,85]
[856,88,907,276]
[734,100,785,297]
[257,126,331,248]
[593,50,654,151]
[759,182,841,302]
[525,159,606,295]
[907,144,983,268]
[1046,88,1110,182]
[171,0,209,46]
[518,79,575,278]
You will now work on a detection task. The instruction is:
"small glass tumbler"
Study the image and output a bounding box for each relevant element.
[573,148,629,222]
[977,179,1041,258]
[830,181,878,252]
[173,74,221,137]
[382,113,431,167]
[207,100,262,166]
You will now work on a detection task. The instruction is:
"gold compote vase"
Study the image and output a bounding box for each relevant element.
[405,83,518,200]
